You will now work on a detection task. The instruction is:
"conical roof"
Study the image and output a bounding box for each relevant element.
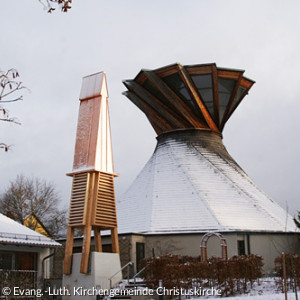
[117,63,296,234]
[117,130,295,234]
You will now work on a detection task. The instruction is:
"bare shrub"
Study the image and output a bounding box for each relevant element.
[143,254,263,297]
[274,254,300,292]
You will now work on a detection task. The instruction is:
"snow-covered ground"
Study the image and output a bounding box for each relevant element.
[119,277,299,300]
[189,277,299,299]
[204,293,297,300]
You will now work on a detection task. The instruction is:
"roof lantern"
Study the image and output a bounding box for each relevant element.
[123,63,255,135]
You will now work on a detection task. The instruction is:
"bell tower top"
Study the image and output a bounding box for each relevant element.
[73,72,114,174]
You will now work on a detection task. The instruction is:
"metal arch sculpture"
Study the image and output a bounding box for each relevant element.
[200,232,228,261]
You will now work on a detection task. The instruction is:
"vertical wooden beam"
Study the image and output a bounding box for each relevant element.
[220,73,243,130]
[80,225,92,273]
[282,252,288,300]
[223,78,254,127]
[94,227,102,252]
[211,65,220,128]
[63,226,75,275]
[111,227,119,254]
[80,172,95,274]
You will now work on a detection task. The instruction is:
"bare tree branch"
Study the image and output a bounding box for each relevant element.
[0,83,26,99]
[39,0,72,13]
[0,96,24,103]
[0,69,26,101]
[0,143,11,152]
[0,69,26,150]
[0,107,21,125]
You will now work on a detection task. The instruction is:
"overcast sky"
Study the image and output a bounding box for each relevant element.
[1,0,300,217]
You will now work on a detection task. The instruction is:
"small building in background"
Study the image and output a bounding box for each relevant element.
[0,213,61,291]
[24,213,52,237]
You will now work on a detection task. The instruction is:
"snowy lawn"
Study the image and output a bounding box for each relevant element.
[119,277,299,299]
[201,293,297,300]
[189,277,299,299]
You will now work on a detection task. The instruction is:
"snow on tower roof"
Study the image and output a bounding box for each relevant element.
[117,130,296,234]
[72,71,114,174]
[0,213,61,247]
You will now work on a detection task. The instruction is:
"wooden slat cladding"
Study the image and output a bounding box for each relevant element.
[68,171,118,228]
[93,172,117,228]
[68,173,89,226]
[64,170,119,274]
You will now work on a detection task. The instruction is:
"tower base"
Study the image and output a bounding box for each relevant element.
[62,252,122,300]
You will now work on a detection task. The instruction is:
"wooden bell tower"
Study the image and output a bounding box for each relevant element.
[63,72,119,275]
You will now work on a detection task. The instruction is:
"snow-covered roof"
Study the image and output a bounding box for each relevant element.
[0,213,61,247]
[117,130,296,235]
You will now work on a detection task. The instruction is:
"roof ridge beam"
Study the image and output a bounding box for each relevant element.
[124,80,190,129]
[123,91,173,134]
[143,70,204,129]
[178,65,219,133]
[220,72,243,130]
[224,78,255,124]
